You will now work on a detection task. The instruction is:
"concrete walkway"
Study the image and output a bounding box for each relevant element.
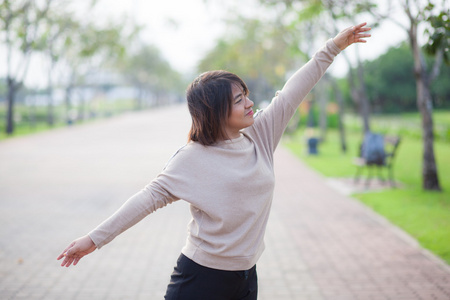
[0,104,449,300]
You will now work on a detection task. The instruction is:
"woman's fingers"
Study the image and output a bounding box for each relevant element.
[354,33,371,43]
[353,23,371,39]
[61,250,79,267]
[73,257,81,266]
[333,22,371,50]
[57,241,75,261]
[63,256,75,267]
[58,244,77,266]
[356,22,367,28]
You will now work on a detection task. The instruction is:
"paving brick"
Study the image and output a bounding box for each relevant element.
[1,104,449,299]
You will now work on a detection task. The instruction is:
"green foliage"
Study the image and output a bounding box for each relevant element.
[344,111,450,142]
[198,18,295,103]
[364,43,417,112]
[0,0,141,135]
[0,0,52,68]
[352,43,450,113]
[432,60,450,106]
[118,44,185,96]
[424,3,450,64]
[294,104,340,130]
[296,1,323,21]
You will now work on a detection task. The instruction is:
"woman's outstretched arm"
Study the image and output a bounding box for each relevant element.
[56,180,179,267]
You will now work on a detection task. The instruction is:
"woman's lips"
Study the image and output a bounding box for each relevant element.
[246,110,254,116]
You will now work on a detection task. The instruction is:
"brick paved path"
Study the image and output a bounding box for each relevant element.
[1,104,449,300]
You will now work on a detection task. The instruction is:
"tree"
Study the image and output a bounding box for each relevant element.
[59,19,131,122]
[118,43,184,110]
[328,74,347,152]
[37,8,79,126]
[393,0,446,191]
[0,0,53,134]
[363,42,450,113]
[252,0,376,153]
[259,0,381,135]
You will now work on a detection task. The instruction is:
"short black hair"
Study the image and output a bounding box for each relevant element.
[186,70,248,146]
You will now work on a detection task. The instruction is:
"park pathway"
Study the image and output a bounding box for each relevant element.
[0,104,449,300]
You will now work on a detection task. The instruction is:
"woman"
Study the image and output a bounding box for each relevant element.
[58,23,371,299]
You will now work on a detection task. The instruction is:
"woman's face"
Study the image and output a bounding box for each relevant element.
[224,83,254,139]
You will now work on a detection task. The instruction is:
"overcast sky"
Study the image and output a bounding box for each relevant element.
[98,0,412,74]
[3,0,414,88]
[97,0,409,72]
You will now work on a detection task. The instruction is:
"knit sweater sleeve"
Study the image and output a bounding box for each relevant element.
[87,179,179,249]
[248,39,341,152]
[86,145,196,249]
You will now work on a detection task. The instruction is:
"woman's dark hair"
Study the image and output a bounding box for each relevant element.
[186,70,248,146]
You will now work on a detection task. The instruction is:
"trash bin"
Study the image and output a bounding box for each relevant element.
[307,137,319,155]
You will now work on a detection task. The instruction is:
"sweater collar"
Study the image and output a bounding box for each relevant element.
[214,133,250,150]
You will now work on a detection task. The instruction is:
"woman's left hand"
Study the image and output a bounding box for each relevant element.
[333,22,371,51]
[57,235,96,267]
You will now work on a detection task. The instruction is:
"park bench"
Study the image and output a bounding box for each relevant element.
[353,132,401,187]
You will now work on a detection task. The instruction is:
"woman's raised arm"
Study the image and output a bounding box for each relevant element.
[249,22,371,151]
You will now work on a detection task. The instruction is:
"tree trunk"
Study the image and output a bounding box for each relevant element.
[356,58,371,133]
[47,87,54,126]
[136,85,143,110]
[331,77,347,153]
[28,94,36,129]
[65,84,73,125]
[307,100,316,128]
[6,77,16,135]
[47,63,54,126]
[409,21,441,191]
[77,88,86,122]
[29,103,36,129]
[342,51,371,134]
[317,82,328,142]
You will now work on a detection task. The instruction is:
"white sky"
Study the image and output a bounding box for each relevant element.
[2,0,414,88]
[90,0,411,76]
[93,0,228,74]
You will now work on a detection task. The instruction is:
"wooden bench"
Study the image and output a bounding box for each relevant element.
[354,134,401,187]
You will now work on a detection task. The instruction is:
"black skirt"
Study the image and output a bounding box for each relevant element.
[164,254,258,300]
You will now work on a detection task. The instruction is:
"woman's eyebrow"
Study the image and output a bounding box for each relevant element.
[234,93,243,100]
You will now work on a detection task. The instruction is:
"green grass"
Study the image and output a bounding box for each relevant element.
[0,99,136,141]
[344,110,450,142]
[357,189,450,264]
[284,127,450,265]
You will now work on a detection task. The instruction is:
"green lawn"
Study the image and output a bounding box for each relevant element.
[284,127,450,265]
[0,99,136,140]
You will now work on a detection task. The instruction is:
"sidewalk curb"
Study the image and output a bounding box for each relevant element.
[325,176,450,275]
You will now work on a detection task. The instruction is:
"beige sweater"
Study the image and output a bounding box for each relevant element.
[88,39,341,271]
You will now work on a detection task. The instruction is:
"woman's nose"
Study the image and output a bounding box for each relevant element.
[246,97,254,108]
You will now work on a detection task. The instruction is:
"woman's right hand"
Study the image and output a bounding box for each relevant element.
[57,235,97,267]
[333,22,371,51]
